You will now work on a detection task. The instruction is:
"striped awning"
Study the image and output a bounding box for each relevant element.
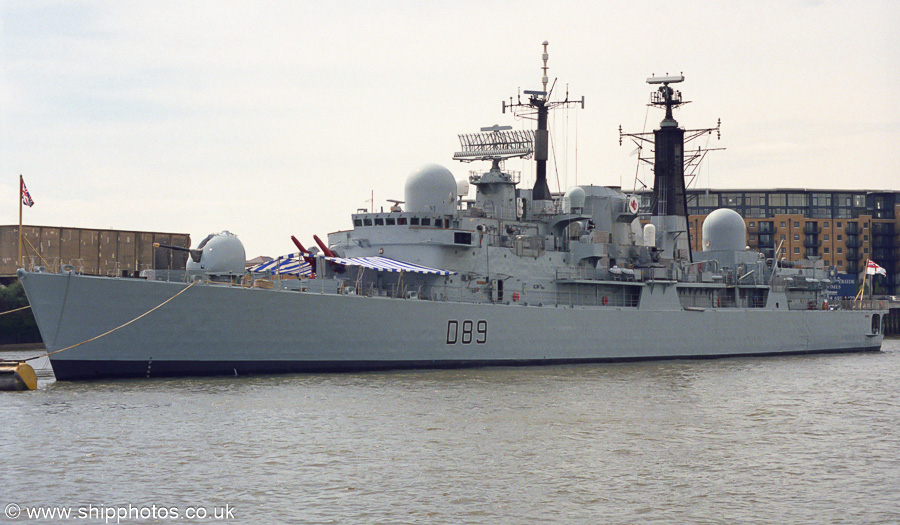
[324,256,456,276]
[249,254,313,276]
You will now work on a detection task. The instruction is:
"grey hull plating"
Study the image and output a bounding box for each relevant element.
[20,271,885,380]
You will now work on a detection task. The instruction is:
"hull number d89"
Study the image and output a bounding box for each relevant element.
[446,320,487,345]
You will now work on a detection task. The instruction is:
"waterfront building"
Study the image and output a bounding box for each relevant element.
[638,189,899,295]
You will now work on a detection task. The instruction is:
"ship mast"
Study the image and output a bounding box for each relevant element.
[504,41,584,210]
[620,75,721,262]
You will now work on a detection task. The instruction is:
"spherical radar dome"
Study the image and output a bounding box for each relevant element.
[562,186,586,213]
[702,208,747,252]
[404,164,457,216]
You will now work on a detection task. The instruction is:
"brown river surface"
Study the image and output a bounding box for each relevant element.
[2,339,899,524]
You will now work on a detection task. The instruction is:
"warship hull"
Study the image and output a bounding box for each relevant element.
[20,271,885,381]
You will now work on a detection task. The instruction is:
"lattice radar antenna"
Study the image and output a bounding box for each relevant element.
[453,124,536,171]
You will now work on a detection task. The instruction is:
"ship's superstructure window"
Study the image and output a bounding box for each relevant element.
[398,218,407,225]
[354,219,362,227]
[410,218,420,225]
[421,218,431,226]
[375,218,384,226]
[386,218,396,226]
[364,218,373,226]
[454,232,472,245]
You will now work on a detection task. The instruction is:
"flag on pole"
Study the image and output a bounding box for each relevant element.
[21,178,35,207]
[866,259,886,276]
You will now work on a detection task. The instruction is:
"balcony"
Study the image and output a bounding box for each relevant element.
[874,237,895,249]
[873,223,895,236]
[845,237,861,248]
[846,262,860,274]
[804,236,821,248]
[757,234,775,247]
[846,248,861,261]
[845,222,859,235]
[873,248,894,262]
[758,221,775,234]
[804,247,819,258]
[803,223,820,235]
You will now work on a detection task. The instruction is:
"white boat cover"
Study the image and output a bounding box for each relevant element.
[249,254,313,276]
[324,256,456,275]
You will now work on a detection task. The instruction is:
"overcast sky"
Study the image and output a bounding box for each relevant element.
[2,1,897,258]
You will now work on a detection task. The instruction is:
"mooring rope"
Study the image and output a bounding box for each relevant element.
[0,305,31,316]
[24,279,200,362]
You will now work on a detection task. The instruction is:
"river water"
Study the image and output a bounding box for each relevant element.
[2,340,899,524]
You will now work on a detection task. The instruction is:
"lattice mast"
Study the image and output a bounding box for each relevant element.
[503,41,584,202]
[619,75,722,262]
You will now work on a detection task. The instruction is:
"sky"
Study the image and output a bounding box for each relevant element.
[1,1,897,258]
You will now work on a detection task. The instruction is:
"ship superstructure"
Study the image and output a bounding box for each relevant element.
[17,44,888,380]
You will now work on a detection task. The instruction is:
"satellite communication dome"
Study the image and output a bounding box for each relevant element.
[186,231,246,274]
[702,208,747,252]
[404,164,458,215]
[562,186,586,213]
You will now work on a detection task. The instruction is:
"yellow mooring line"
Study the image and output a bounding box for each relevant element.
[0,305,31,316]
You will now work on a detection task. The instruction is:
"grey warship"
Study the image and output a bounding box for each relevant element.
[19,47,888,380]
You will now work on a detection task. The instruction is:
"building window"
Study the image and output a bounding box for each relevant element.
[853,195,866,207]
[749,221,755,228]
[788,194,808,206]
[837,221,842,228]
[812,193,832,207]
[793,221,800,228]
[824,247,830,254]
[721,193,743,207]
[770,194,786,207]
[864,235,869,241]
[780,234,786,241]
[780,221,786,228]
[864,248,869,254]
[823,222,829,228]
[837,248,843,254]
[825,260,830,266]
[697,193,719,207]
[746,193,765,206]
[823,234,829,241]
[864,223,869,229]
[794,247,800,254]
[838,260,843,267]
[794,234,800,241]
[749,234,756,241]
